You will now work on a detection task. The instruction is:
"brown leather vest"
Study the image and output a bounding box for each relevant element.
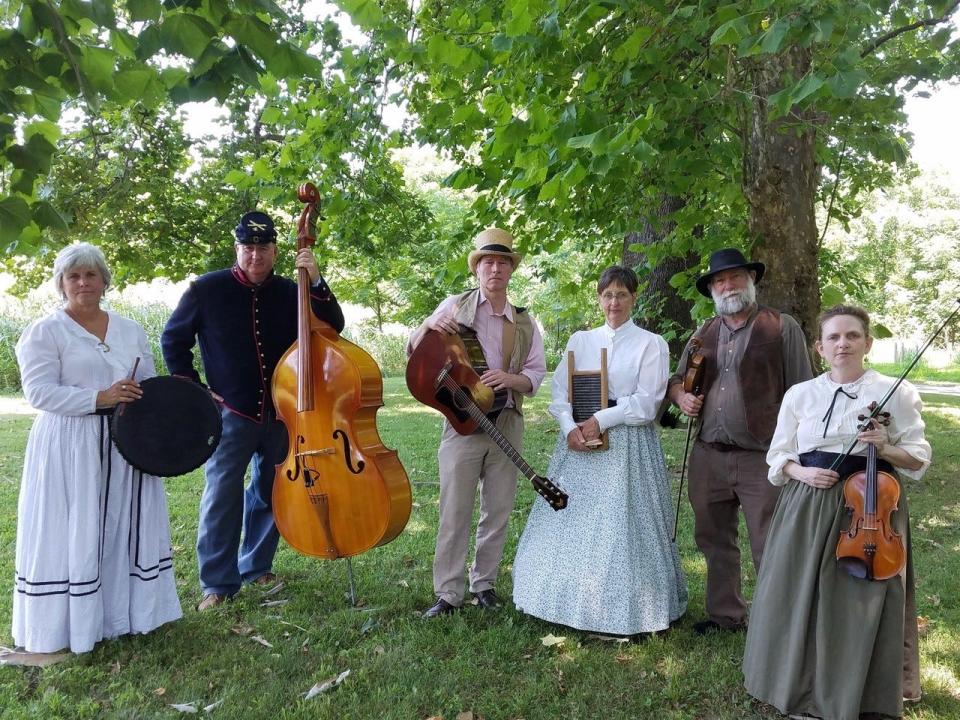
[697,306,784,445]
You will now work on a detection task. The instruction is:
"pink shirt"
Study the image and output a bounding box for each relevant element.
[425,290,547,406]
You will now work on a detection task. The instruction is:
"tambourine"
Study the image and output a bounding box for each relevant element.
[110,376,222,477]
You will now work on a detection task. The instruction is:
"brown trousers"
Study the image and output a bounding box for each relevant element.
[687,440,781,627]
[433,409,523,606]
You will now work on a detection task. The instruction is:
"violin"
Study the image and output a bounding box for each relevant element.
[835,405,905,581]
[673,336,706,541]
[682,338,706,398]
[829,298,960,580]
[271,182,412,560]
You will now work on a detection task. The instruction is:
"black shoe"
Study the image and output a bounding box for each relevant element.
[421,598,458,619]
[471,589,503,610]
[692,619,746,635]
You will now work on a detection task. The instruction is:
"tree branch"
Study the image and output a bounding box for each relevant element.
[860,0,960,58]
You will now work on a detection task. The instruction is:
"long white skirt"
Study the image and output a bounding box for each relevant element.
[12,412,182,653]
[512,424,687,635]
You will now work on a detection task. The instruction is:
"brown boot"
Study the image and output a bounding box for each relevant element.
[196,593,228,611]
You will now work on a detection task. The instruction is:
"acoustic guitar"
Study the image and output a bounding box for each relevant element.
[406,328,568,511]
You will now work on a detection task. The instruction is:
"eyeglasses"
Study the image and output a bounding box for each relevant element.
[600,291,633,302]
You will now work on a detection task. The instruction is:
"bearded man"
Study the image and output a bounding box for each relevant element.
[667,248,813,635]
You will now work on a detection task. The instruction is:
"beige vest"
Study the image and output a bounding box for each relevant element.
[452,289,535,413]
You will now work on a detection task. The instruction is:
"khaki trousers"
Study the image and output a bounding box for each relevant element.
[687,440,781,627]
[433,409,523,606]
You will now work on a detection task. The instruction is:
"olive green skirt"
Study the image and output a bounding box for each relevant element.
[742,475,919,720]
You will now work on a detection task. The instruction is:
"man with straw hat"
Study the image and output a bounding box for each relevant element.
[667,247,812,635]
[408,228,547,619]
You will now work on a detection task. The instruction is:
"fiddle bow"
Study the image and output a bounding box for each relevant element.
[673,336,705,541]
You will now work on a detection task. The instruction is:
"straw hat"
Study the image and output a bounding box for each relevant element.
[467,228,522,273]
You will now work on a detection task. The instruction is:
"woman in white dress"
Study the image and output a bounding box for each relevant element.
[743,304,931,720]
[7,243,182,663]
[512,266,687,636]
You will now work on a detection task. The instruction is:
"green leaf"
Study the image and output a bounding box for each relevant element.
[110,29,138,58]
[760,18,789,54]
[790,73,824,104]
[561,160,588,188]
[127,0,161,22]
[505,4,533,37]
[78,46,117,93]
[710,17,748,46]
[491,34,513,52]
[0,196,32,245]
[872,322,893,340]
[224,15,279,60]
[6,135,57,174]
[826,69,867,99]
[159,13,217,60]
[338,0,383,28]
[427,35,470,68]
[612,26,652,63]
[820,283,845,307]
[32,200,69,232]
[224,169,250,185]
[260,106,282,124]
[114,68,156,100]
[251,158,273,180]
[23,119,61,144]
[537,173,562,201]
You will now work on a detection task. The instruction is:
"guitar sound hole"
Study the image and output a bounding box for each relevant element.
[435,386,471,423]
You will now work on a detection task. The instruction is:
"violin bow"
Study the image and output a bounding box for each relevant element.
[673,336,704,542]
[828,297,960,471]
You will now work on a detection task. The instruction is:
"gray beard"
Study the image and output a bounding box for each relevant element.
[713,282,757,316]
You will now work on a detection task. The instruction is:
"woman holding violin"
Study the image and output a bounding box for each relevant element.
[743,305,931,720]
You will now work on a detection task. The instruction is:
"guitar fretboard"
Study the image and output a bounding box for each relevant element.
[438,373,535,480]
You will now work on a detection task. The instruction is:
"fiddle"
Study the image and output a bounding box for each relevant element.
[272,183,411,563]
[836,405,905,581]
[829,298,960,580]
[673,336,706,541]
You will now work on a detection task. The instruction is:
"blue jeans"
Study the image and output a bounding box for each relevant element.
[197,408,288,595]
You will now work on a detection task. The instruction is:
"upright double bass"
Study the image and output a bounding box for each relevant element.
[272,183,411,559]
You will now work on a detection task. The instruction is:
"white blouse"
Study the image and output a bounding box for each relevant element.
[549,322,669,439]
[16,309,155,416]
[766,369,931,486]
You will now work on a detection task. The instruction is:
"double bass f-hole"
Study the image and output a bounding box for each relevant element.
[333,429,365,474]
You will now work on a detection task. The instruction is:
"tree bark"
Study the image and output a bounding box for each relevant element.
[742,47,821,350]
[622,194,697,358]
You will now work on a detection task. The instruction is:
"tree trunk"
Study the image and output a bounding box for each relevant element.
[742,47,821,350]
[622,194,697,358]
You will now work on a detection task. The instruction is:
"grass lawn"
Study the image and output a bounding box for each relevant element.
[1,378,959,719]
[868,362,960,385]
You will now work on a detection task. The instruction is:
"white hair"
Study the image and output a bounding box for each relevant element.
[52,243,111,300]
[711,275,757,316]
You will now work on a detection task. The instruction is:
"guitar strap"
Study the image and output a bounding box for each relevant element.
[501,308,516,373]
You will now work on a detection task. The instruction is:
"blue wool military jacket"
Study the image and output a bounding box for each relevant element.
[161,266,345,422]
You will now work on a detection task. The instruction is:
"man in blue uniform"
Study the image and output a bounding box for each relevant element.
[162,211,344,611]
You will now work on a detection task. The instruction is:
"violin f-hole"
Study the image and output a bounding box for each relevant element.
[333,429,365,475]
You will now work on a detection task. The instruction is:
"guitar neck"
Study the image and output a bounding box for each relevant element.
[442,376,535,480]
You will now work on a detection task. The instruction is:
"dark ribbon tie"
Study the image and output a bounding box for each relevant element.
[822,386,858,438]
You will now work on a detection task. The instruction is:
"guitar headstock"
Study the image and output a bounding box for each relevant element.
[532,475,568,511]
